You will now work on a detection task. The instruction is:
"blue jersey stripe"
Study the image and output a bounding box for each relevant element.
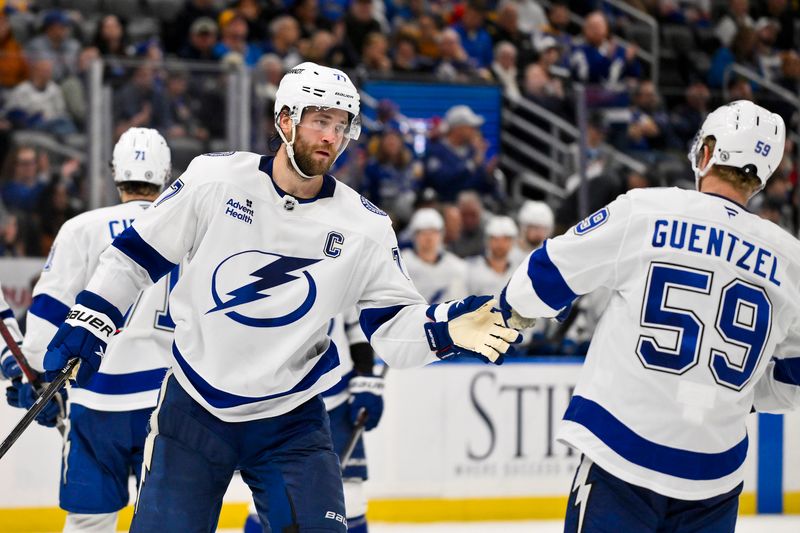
[359,305,405,342]
[28,294,70,327]
[527,241,578,311]
[76,291,125,328]
[83,368,168,395]
[112,226,177,283]
[172,341,340,409]
[564,395,748,480]
[0,309,14,320]
[321,369,355,398]
[772,357,800,386]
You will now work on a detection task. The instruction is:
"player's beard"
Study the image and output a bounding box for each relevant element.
[292,136,339,177]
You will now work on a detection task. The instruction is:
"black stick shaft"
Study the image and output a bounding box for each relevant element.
[0,358,77,461]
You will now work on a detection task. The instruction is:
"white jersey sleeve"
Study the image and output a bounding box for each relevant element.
[753,324,800,413]
[506,195,633,319]
[24,219,90,371]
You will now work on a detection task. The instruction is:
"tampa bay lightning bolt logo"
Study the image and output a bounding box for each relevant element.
[208,250,321,327]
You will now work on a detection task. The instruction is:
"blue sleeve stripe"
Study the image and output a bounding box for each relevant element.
[0,309,13,320]
[172,341,340,409]
[112,226,177,283]
[359,305,405,342]
[320,370,356,398]
[75,290,125,329]
[773,357,800,386]
[527,241,578,311]
[28,294,70,327]
[82,368,168,395]
[564,395,748,480]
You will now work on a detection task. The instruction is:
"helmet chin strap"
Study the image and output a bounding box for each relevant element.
[276,120,351,180]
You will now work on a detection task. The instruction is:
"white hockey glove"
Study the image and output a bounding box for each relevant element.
[424,295,521,363]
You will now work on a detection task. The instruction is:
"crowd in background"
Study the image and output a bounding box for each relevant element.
[0,0,798,355]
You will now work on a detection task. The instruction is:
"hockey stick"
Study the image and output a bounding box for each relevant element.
[340,364,389,472]
[0,357,78,461]
[0,319,39,385]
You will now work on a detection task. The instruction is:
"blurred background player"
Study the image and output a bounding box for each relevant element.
[401,208,467,304]
[501,100,799,532]
[465,215,520,297]
[7,128,174,533]
[244,308,383,533]
[0,285,24,382]
[513,200,554,264]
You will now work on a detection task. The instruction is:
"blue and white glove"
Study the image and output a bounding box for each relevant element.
[348,374,384,431]
[497,287,538,330]
[43,292,122,386]
[5,379,67,428]
[0,345,22,380]
[425,295,521,364]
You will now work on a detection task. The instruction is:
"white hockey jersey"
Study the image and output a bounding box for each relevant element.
[400,249,467,304]
[24,200,172,411]
[506,187,800,500]
[465,255,521,298]
[321,308,367,411]
[0,287,23,347]
[83,153,439,422]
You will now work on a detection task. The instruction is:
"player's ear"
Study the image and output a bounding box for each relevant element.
[277,109,293,137]
[700,144,712,171]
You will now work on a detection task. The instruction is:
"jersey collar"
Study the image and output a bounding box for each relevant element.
[702,192,750,213]
[258,156,336,204]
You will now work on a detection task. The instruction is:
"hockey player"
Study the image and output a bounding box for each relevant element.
[500,100,798,532]
[0,286,24,381]
[7,128,174,533]
[41,62,519,532]
[465,215,521,297]
[401,207,468,304]
[517,200,554,253]
[244,309,382,533]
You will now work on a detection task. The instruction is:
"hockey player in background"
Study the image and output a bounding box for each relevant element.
[401,207,468,304]
[465,215,521,297]
[511,199,554,265]
[0,286,24,381]
[244,309,383,533]
[41,62,520,532]
[6,128,174,533]
[500,100,799,532]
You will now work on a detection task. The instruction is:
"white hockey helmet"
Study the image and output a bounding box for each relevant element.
[689,100,785,194]
[274,62,361,179]
[409,208,444,233]
[518,200,554,229]
[486,215,518,238]
[112,127,171,189]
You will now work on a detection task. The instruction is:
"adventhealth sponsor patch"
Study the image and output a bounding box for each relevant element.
[361,196,387,216]
[574,207,609,235]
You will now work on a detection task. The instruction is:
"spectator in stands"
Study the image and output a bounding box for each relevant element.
[759,0,797,51]
[621,80,678,155]
[541,1,579,49]
[523,37,568,117]
[165,68,209,144]
[113,62,171,138]
[345,0,382,63]
[91,14,131,86]
[0,212,22,257]
[213,14,262,66]
[163,0,219,54]
[299,30,335,63]
[415,14,442,61]
[498,0,547,36]
[777,50,800,94]
[292,0,332,40]
[515,200,553,257]
[453,1,494,69]
[670,81,710,150]
[4,57,77,137]
[34,177,81,255]
[754,17,783,81]
[362,129,419,224]
[727,75,754,101]
[423,104,494,203]
[0,145,47,212]
[450,191,486,258]
[715,0,753,48]
[61,47,101,128]
[25,10,80,83]
[486,3,536,68]
[434,28,483,82]
[230,0,278,43]
[0,10,28,89]
[465,215,520,296]
[263,15,302,70]
[565,112,616,191]
[178,17,221,61]
[442,204,463,250]
[392,34,432,73]
[491,41,521,102]
[569,11,640,89]
[358,32,392,74]
[401,207,468,304]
